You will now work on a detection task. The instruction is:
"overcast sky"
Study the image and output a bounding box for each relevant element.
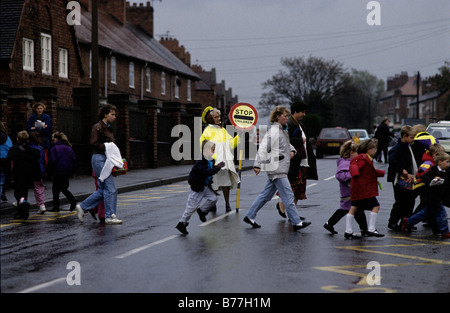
[136,0,449,109]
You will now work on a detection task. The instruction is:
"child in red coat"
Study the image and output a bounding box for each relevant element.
[345,139,386,239]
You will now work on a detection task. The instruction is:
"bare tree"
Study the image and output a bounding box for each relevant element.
[259,55,345,125]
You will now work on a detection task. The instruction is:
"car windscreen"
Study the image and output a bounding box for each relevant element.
[428,126,450,140]
[349,130,369,137]
[320,129,349,139]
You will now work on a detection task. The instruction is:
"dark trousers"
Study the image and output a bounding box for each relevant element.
[52,174,76,209]
[389,184,416,225]
[375,145,388,162]
[328,208,368,231]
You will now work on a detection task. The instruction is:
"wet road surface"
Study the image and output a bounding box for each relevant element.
[1,157,449,294]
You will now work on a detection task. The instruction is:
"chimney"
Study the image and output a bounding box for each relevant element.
[99,0,126,26]
[126,1,154,37]
[160,37,191,66]
[387,77,394,91]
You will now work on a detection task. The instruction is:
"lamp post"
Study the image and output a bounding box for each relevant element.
[91,0,99,126]
[416,71,420,119]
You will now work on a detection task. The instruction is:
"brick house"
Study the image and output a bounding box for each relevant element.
[160,40,239,117]
[408,89,450,124]
[376,71,449,127]
[0,0,202,172]
[376,72,421,127]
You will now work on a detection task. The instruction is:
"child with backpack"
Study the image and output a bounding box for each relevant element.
[176,140,224,235]
[7,131,41,219]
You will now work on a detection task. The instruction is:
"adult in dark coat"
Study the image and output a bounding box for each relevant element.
[276,101,318,217]
[374,118,393,163]
[26,102,53,151]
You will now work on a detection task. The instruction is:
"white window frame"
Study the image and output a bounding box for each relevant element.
[111,56,117,84]
[161,71,166,95]
[145,67,151,92]
[187,79,192,101]
[174,75,180,99]
[129,62,135,88]
[23,38,34,71]
[41,33,52,75]
[58,48,68,78]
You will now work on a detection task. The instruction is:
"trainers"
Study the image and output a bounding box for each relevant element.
[38,205,46,214]
[176,222,189,235]
[105,214,122,224]
[76,204,85,222]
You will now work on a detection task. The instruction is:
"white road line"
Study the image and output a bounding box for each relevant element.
[306,183,318,188]
[199,210,237,226]
[18,277,66,293]
[324,175,335,181]
[114,234,180,259]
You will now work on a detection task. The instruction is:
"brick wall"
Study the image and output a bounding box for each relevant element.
[7,0,82,108]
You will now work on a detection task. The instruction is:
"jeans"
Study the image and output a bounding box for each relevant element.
[81,154,117,218]
[246,177,301,225]
[408,203,449,234]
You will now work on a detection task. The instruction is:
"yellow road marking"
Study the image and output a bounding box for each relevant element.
[315,236,450,292]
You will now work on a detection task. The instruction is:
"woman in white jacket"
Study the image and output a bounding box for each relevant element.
[243,106,311,231]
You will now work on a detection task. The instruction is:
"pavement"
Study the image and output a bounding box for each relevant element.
[0,160,254,216]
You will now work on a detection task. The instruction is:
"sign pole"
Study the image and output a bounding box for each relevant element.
[236,147,243,212]
[228,103,258,214]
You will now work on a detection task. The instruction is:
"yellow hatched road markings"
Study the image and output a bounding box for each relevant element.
[314,235,450,293]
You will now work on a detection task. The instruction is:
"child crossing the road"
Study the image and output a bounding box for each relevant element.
[176,140,224,235]
[402,152,450,239]
[324,140,368,235]
[344,139,385,239]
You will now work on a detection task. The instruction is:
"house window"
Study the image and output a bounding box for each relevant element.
[145,67,151,92]
[58,48,68,78]
[187,79,192,101]
[161,72,166,95]
[129,62,135,88]
[111,56,116,84]
[41,33,52,75]
[174,76,180,99]
[23,38,34,71]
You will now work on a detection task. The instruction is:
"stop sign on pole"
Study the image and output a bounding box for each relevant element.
[228,103,258,212]
[229,103,258,131]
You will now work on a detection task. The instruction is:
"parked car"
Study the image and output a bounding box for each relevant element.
[348,129,370,142]
[316,127,351,158]
[426,121,450,153]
